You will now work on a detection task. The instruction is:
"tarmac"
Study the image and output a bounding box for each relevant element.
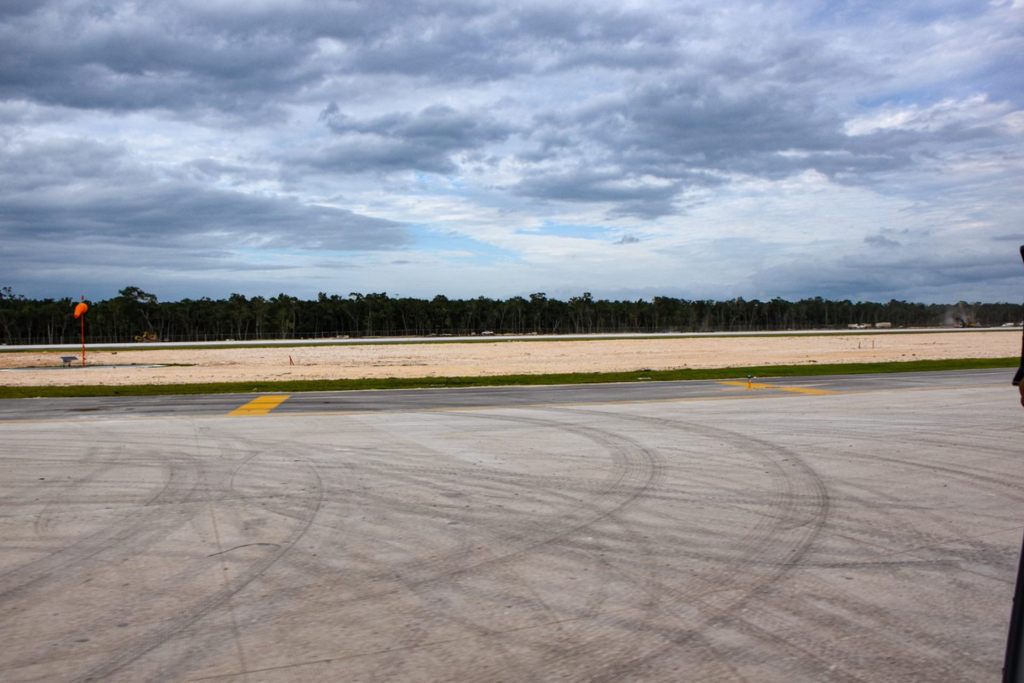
[0,369,1021,681]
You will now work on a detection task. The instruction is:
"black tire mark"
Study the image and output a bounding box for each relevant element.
[336,410,665,680]
[0,452,200,603]
[184,408,817,681]
[575,406,1006,681]
[73,451,324,682]
[222,411,662,595]
[160,411,666,681]
[366,411,753,683]
[820,433,1024,499]
[547,407,837,681]
[32,447,124,537]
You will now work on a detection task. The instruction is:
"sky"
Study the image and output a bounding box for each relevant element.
[1,0,1022,304]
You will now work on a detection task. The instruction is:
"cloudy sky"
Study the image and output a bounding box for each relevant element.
[1,0,1022,303]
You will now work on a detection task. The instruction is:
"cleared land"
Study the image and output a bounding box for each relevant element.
[0,329,1018,387]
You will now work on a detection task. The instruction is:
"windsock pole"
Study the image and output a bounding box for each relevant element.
[73,297,89,367]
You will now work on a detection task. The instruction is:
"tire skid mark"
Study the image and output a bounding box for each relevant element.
[577,407,1001,680]
[814,482,1010,575]
[223,439,483,589]
[115,431,330,681]
[177,411,666,680]
[31,446,123,537]
[718,489,1001,676]
[188,409,803,681]
[550,407,837,680]
[14,398,1004,681]
[522,509,747,682]
[790,428,1024,576]
[72,442,325,682]
[334,410,664,678]
[0,452,201,603]
[235,410,662,599]
[430,410,665,574]
[821,434,1024,499]
[0,431,281,678]
[419,412,743,681]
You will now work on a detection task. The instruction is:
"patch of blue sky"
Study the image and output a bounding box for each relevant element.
[414,171,467,192]
[806,0,982,28]
[977,61,1024,103]
[412,227,518,261]
[901,1,988,24]
[515,221,612,239]
[852,87,969,111]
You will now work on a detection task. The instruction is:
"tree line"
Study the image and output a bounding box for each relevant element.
[1,285,1020,345]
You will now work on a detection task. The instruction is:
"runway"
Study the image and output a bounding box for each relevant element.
[0,369,1021,681]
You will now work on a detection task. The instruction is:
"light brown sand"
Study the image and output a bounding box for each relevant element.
[0,330,1018,387]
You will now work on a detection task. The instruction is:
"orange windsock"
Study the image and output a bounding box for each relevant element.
[74,302,89,319]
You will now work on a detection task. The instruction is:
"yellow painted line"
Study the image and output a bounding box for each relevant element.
[228,394,291,416]
[777,385,837,396]
[717,381,837,396]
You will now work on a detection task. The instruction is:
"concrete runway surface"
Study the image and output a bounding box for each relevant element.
[0,369,1022,681]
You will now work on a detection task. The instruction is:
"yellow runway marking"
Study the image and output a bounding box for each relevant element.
[717,381,837,396]
[228,394,291,416]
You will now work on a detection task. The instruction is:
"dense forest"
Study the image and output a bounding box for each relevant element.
[1,286,1021,345]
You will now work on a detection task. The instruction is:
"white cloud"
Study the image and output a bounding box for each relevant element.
[844,95,1015,135]
[0,0,1021,302]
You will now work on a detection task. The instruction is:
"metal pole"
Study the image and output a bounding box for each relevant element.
[1004,245,1024,683]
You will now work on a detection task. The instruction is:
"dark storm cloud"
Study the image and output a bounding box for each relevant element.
[321,103,512,148]
[540,73,906,190]
[513,168,684,219]
[0,138,408,251]
[1,183,407,250]
[0,0,49,18]
[751,248,1024,302]
[0,1,667,116]
[305,103,515,174]
[340,3,677,79]
[864,233,902,248]
[2,1,1014,188]
[0,2,316,118]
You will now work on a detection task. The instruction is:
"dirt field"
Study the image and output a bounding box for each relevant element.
[1,330,1018,387]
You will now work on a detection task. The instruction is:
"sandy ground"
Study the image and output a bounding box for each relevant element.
[0,330,1018,386]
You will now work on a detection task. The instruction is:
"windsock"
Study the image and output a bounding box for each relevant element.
[74,302,89,319]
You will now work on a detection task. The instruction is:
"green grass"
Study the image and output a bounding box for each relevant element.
[0,357,1016,399]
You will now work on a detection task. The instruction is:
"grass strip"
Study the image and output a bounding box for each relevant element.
[0,357,1016,399]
